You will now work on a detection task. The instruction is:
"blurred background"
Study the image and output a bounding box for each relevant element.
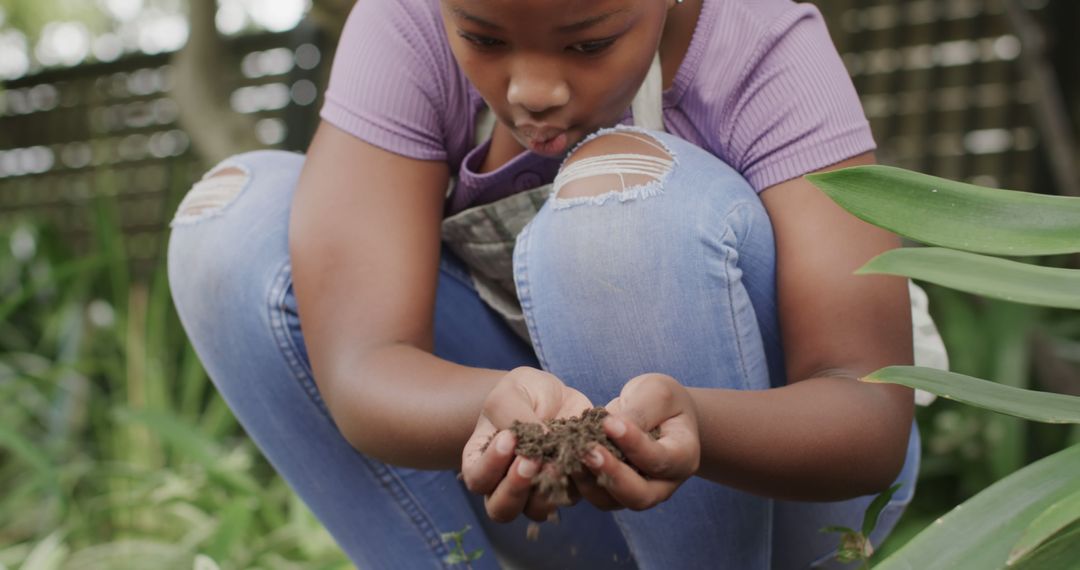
[0,0,1077,568]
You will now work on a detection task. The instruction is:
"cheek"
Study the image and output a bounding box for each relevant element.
[454,55,506,101]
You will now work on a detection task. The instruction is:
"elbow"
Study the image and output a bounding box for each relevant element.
[853,417,915,498]
[308,355,383,459]
[861,384,916,494]
[321,383,375,456]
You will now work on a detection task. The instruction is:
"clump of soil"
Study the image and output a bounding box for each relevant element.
[485,407,660,506]
[511,407,621,505]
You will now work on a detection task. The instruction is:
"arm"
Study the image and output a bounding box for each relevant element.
[689,151,914,501]
[565,153,915,510]
[289,121,506,470]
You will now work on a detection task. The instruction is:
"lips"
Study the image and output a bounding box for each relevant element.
[518,124,570,155]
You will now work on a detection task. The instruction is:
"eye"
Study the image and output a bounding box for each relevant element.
[568,38,616,55]
[457,31,505,50]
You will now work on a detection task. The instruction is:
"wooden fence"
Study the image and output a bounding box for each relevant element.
[0,24,325,274]
[0,0,1070,276]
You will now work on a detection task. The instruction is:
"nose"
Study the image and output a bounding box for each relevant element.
[507,58,570,114]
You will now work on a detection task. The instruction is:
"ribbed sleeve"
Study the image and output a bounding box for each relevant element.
[705,1,876,191]
[319,0,451,161]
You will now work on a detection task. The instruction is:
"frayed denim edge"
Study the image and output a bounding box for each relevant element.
[551,178,667,210]
[169,159,252,228]
[551,124,677,211]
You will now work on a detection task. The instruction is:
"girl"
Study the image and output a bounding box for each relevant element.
[168,0,923,567]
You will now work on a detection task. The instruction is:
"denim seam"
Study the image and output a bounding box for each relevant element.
[705,197,764,391]
[265,261,452,564]
[514,221,551,371]
[717,223,753,391]
[169,159,252,228]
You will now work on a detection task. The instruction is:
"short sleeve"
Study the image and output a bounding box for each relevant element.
[722,4,875,190]
[319,0,449,161]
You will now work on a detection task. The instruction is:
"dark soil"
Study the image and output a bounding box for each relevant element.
[484,407,660,506]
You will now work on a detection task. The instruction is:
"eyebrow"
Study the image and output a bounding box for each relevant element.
[450,6,627,33]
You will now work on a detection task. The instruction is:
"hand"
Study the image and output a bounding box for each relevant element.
[461,367,592,522]
[572,373,701,511]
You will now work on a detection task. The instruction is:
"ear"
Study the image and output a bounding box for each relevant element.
[666,0,680,8]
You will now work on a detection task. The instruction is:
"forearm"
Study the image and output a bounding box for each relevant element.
[325,343,505,470]
[689,377,913,501]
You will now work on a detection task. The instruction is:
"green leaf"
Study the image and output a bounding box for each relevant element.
[112,407,259,494]
[821,526,857,535]
[863,366,1080,423]
[1007,521,1080,570]
[874,444,1080,570]
[862,484,901,536]
[19,531,68,570]
[203,497,256,563]
[805,165,1080,255]
[1008,488,1080,564]
[857,248,1080,309]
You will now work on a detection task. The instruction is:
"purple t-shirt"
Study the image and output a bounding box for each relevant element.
[320,0,874,215]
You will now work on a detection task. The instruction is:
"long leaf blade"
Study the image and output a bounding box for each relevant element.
[857,248,1080,309]
[863,366,1080,423]
[1007,521,1080,570]
[1008,488,1080,564]
[805,165,1080,255]
[873,444,1080,570]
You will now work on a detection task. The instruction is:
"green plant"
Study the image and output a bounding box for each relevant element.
[808,166,1080,569]
[822,484,901,569]
[440,524,484,568]
[0,187,352,567]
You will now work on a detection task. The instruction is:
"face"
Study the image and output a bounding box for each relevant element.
[440,0,673,157]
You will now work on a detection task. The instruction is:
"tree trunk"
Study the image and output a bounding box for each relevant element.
[169,0,261,165]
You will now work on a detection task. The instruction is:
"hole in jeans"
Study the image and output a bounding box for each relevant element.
[551,128,675,210]
[170,164,250,226]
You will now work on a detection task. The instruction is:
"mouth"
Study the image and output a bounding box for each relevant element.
[517,125,571,156]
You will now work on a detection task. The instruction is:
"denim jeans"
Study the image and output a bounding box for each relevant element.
[167,130,919,569]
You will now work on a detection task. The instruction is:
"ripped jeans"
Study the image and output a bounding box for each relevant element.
[167,128,919,570]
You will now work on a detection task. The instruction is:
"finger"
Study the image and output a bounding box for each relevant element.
[556,387,595,420]
[608,374,682,431]
[484,378,547,429]
[606,414,698,480]
[523,487,558,522]
[484,455,541,523]
[569,469,622,511]
[603,414,677,476]
[583,445,677,511]
[485,367,579,430]
[462,429,517,495]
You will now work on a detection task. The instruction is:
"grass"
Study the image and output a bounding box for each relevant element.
[0,190,354,569]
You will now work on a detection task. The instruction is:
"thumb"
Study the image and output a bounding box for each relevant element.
[484,367,563,428]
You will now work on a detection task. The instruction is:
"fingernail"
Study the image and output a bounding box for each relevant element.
[495,432,514,455]
[608,418,626,438]
[518,459,538,478]
[586,449,603,468]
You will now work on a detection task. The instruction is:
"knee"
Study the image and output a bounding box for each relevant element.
[168,149,302,324]
[550,127,675,208]
[170,149,303,227]
[526,128,768,270]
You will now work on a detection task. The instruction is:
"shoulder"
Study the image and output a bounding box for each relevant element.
[341,0,448,60]
[324,0,477,163]
[673,0,871,191]
[695,0,834,76]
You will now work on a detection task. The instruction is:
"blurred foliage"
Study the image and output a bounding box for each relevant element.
[0,0,111,42]
[0,189,353,569]
[809,165,1080,567]
[877,289,1080,556]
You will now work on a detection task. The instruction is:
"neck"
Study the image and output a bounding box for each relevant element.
[659,0,703,90]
